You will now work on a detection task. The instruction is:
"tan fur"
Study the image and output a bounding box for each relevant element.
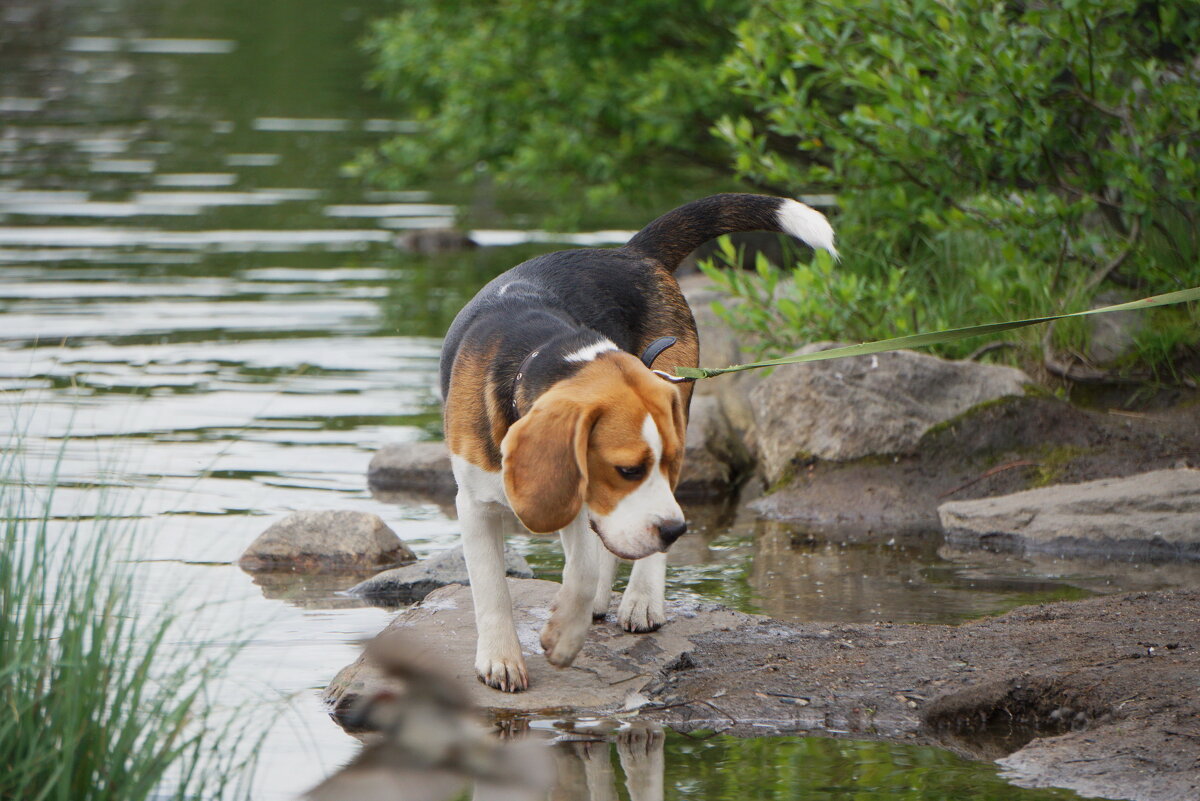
[500,352,686,533]
[445,342,502,470]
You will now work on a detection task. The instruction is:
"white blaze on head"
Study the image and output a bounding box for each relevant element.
[777,198,839,260]
[564,338,619,364]
[590,413,683,560]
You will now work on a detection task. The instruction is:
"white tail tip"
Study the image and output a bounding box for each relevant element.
[777,199,839,260]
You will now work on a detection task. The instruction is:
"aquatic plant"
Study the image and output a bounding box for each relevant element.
[0,449,256,801]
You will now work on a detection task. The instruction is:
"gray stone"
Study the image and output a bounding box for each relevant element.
[367,441,457,497]
[239,510,416,573]
[323,578,759,715]
[366,404,745,503]
[347,545,534,604]
[938,468,1200,560]
[750,344,1029,482]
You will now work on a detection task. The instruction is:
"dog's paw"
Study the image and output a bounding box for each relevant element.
[475,652,529,693]
[540,616,588,667]
[618,594,666,633]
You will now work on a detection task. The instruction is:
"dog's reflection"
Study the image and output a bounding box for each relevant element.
[546,724,664,801]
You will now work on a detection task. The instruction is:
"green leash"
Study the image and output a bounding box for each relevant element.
[673,286,1200,380]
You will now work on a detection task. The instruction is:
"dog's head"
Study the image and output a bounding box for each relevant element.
[500,351,687,559]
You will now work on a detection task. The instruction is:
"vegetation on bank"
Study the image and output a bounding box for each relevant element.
[0,455,254,801]
[363,0,1200,378]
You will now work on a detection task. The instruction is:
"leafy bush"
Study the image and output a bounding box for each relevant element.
[357,0,755,224]
[363,0,1200,374]
[712,0,1199,370]
[0,455,255,801]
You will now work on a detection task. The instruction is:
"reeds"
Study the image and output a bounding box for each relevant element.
[0,451,255,801]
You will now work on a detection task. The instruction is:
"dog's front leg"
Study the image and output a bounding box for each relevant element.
[458,492,528,692]
[540,511,598,667]
[618,552,666,633]
[592,548,618,620]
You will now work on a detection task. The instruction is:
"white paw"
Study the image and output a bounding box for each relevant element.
[475,650,529,693]
[540,614,589,667]
[618,593,666,633]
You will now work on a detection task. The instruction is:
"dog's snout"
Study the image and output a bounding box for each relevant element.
[657,519,687,547]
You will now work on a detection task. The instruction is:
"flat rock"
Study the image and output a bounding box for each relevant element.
[939,468,1200,560]
[346,545,534,604]
[749,344,1028,483]
[238,510,415,573]
[323,578,760,715]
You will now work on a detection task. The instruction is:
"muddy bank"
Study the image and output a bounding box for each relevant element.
[644,590,1199,801]
[752,394,1200,537]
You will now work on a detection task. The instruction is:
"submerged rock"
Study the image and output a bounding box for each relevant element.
[347,545,534,605]
[324,578,758,715]
[749,344,1029,483]
[938,468,1200,560]
[238,510,416,573]
[368,441,457,498]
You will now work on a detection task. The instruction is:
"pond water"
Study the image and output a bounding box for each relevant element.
[2,1,1192,799]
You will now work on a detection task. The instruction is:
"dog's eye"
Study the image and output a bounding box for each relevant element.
[616,465,645,481]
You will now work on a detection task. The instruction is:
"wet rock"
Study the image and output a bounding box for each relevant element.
[394,228,477,254]
[324,579,759,715]
[675,395,752,499]
[749,344,1029,483]
[347,545,534,605]
[366,409,743,502]
[368,441,457,498]
[939,468,1200,560]
[238,510,416,573]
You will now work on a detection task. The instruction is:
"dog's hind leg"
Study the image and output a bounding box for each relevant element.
[592,549,618,621]
[618,552,666,633]
[458,492,529,692]
[541,511,599,667]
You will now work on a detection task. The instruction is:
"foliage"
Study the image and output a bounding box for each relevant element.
[363,0,1200,373]
[0,454,255,801]
[710,0,1200,368]
[357,0,754,225]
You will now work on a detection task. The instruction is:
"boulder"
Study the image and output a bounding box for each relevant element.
[323,578,760,715]
[238,510,416,573]
[366,405,745,502]
[750,344,1029,483]
[938,468,1200,560]
[347,545,534,604]
[367,441,457,497]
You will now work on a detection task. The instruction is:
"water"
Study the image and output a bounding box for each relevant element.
[2,1,1193,798]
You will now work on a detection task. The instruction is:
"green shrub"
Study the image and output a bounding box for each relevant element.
[0,454,255,801]
[356,0,754,225]
[712,0,1200,370]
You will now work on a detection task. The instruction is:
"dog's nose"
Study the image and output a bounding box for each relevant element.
[657,519,687,547]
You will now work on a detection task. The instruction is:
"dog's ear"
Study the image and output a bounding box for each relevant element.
[501,399,596,534]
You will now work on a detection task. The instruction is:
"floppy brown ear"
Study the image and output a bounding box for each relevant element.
[501,399,596,534]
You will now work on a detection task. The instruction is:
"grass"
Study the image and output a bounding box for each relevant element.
[0,449,257,801]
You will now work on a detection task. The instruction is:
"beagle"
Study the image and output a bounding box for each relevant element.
[441,193,837,691]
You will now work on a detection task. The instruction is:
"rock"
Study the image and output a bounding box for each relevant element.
[367,404,746,503]
[394,228,477,254]
[749,344,1029,483]
[238,510,416,573]
[938,468,1200,560]
[347,545,534,604]
[1086,290,1145,365]
[368,441,457,497]
[323,578,759,715]
[676,395,751,498]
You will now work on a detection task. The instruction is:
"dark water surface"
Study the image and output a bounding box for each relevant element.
[3,1,1185,798]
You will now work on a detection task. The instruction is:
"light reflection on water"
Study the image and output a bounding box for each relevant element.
[1,1,1189,799]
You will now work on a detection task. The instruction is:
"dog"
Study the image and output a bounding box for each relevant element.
[441,193,837,691]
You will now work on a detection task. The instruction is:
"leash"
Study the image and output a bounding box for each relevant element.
[672,285,1200,380]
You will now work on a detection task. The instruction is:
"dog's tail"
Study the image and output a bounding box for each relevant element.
[622,193,838,273]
